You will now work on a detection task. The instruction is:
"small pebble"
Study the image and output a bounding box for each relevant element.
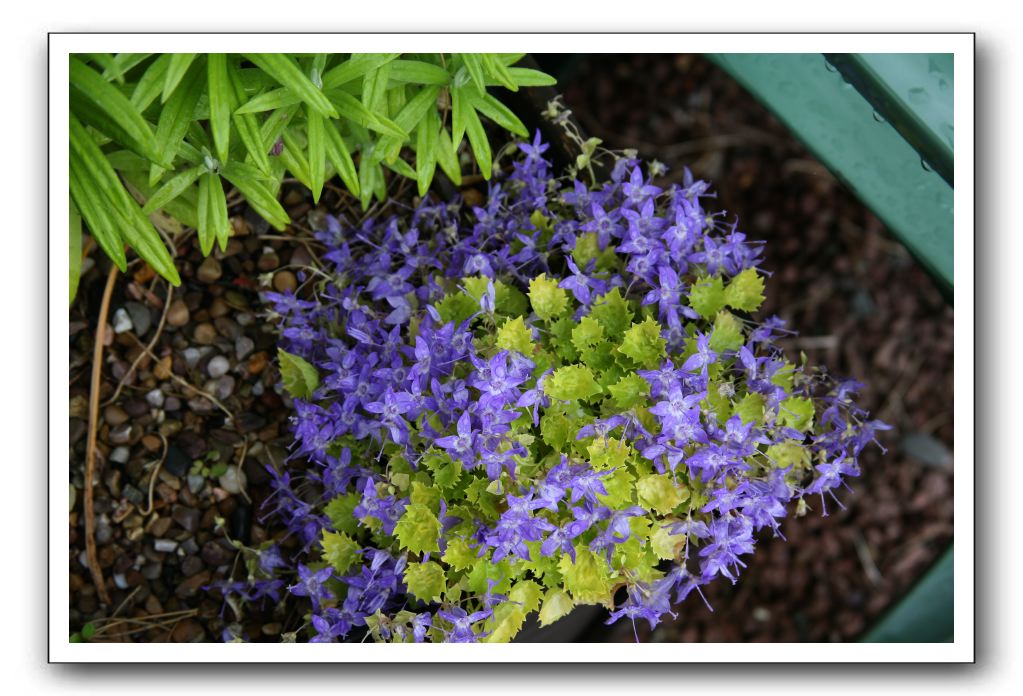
[197,257,223,284]
[123,398,148,418]
[122,483,145,506]
[166,299,190,327]
[235,336,255,361]
[257,251,280,272]
[108,424,133,446]
[218,466,246,495]
[207,355,230,379]
[172,505,201,533]
[112,308,133,334]
[154,539,179,553]
[113,573,129,590]
[142,562,163,580]
[187,474,206,495]
[164,445,190,477]
[164,396,182,412]
[193,322,218,345]
[103,405,129,427]
[146,389,165,409]
[153,356,173,380]
[247,352,268,375]
[109,446,130,465]
[252,381,265,396]
[125,302,152,336]
[183,347,202,369]
[273,270,297,293]
[181,555,205,577]
[213,375,236,400]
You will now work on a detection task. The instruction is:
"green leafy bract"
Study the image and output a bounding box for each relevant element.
[277,348,321,399]
[544,365,602,402]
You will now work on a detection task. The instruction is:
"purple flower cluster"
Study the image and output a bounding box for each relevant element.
[213,132,888,643]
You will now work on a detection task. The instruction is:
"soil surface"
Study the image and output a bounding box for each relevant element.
[67,53,954,643]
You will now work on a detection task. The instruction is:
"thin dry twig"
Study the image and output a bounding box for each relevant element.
[102,280,174,407]
[137,432,169,516]
[85,264,118,607]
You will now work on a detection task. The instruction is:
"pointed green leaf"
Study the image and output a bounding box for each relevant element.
[415,108,439,196]
[221,161,290,231]
[131,54,171,111]
[279,129,313,190]
[325,89,406,138]
[69,201,82,303]
[225,61,272,175]
[243,53,338,118]
[206,54,233,163]
[482,54,517,92]
[306,107,326,203]
[323,121,360,197]
[435,124,462,185]
[321,53,399,90]
[70,56,161,164]
[70,115,179,283]
[234,87,302,115]
[474,92,528,137]
[507,67,557,87]
[142,165,204,214]
[389,59,450,85]
[459,54,487,93]
[150,60,204,184]
[162,53,197,102]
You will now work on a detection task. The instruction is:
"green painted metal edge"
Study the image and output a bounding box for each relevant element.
[824,53,954,188]
[707,53,953,301]
[862,546,954,643]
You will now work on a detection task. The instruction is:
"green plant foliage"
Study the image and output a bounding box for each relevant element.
[277,348,320,399]
[67,53,555,300]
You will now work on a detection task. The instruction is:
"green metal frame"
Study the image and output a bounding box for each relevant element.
[707,53,954,642]
[707,53,953,301]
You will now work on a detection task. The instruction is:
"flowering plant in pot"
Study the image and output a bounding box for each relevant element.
[217,125,888,643]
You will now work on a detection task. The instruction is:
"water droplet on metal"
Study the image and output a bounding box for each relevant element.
[872,110,886,124]
[921,159,934,173]
[824,60,838,73]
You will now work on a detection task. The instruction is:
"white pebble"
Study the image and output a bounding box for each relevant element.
[218,466,246,495]
[145,389,165,408]
[154,539,178,553]
[207,355,230,378]
[183,347,201,369]
[109,446,130,465]
[112,308,133,334]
